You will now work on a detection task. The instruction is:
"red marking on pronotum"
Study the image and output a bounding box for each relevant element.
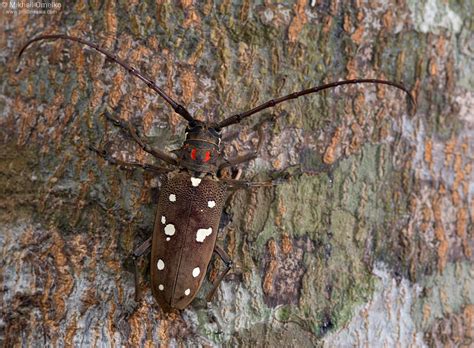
[204,151,211,162]
[191,148,197,160]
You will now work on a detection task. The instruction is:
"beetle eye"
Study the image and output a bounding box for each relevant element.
[191,148,197,160]
[204,151,211,162]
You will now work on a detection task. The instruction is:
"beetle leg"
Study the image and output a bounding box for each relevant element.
[132,237,152,302]
[221,176,288,190]
[222,165,300,190]
[89,145,171,174]
[219,122,264,170]
[133,237,152,258]
[103,110,178,166]
[205,245,233,302]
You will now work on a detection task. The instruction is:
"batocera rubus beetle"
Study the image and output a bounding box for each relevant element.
[18,34,415,312]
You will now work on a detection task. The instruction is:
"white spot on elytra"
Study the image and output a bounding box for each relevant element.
[158,284,164,291]
[192,267,200,278]
[208,200,216,208]
[184,288,191,296]
[191,177,202,187]
[161,216,166,224]
[196,228,213,242]
[166,237,170,241]
[164,224,175,236]
[157,259,165,270]
[169,194,176,202]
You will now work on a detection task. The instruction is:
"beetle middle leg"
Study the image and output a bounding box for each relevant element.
[221,175,289,189]
[205,244,233,302]
[103,110,178,166]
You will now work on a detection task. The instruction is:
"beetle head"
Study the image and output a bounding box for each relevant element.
[178,121,222,174]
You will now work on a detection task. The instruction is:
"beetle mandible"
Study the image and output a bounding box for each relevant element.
[18,34,415,312]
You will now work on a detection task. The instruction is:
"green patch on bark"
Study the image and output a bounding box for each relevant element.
[241,143,401,336]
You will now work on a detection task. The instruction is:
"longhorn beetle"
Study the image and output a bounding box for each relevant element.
[18,34,415,312]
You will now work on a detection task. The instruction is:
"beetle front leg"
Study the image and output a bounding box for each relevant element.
[205,244,233,302]
[103,110,178,166]
[219,123,264,170]
[89,145,171,174]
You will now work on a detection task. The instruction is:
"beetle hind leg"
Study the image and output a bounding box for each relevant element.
[132,237,152,302]
[113,238,152,325]
[206,245,233,302]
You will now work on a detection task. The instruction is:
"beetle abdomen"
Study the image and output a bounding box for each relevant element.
[150,170,226,310]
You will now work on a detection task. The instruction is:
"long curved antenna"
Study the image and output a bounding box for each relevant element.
[18,34,195,124]
[217,79,416,129]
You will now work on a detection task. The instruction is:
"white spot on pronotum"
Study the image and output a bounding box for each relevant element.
[208,200,216,208]
[192,267,200,278]
[158,284,164,291]
[164,224,176,236]
[169,194,176,202]
[161,216,166,224]
[166,237,170,241]
[196,228,213,242]
[157,259,165,270]
[184,288,191,296]
[191,177,202,187]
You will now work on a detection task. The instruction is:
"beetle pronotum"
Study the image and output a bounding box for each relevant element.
[18,34,415,312]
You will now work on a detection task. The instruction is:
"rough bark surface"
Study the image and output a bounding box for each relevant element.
[0,1,472,347]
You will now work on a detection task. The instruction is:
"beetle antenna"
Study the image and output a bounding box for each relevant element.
[18,34,195,124]
[216,79,416,129]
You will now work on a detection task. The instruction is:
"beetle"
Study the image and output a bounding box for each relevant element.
[18,34,415,312]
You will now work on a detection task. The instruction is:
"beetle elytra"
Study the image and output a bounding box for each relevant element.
[18,34,415,312]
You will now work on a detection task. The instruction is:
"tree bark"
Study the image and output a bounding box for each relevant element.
[0,1,472,346]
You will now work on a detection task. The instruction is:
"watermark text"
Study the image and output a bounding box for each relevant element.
[1,1,62,15]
